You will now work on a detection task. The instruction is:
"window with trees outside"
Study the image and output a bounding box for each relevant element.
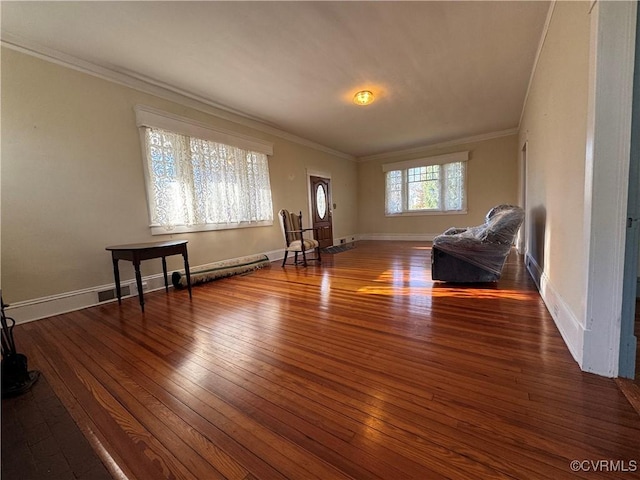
[135,106,274,234]
[384,151,468,215]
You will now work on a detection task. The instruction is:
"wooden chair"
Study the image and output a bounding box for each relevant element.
[278,209,321,267]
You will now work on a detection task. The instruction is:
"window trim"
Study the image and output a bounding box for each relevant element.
[148,220,274,236]
[134,106,275,235]
[135,105,273,155]
[383,151,469,216]
[381,151,468,172]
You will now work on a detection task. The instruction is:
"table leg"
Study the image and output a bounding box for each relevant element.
[162,257,169,292]
[134,260,145,312]
[112,257,122,305]
[182,250,192,300]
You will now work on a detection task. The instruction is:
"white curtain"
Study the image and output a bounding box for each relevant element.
[144,127,273,229]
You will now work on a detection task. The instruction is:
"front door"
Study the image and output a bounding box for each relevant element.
[310,176,333,248]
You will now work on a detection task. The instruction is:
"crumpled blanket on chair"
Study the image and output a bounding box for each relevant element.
[431,204,525,282]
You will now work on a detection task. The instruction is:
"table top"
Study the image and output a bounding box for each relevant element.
[105,240,188,251]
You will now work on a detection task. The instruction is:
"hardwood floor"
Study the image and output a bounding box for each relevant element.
[11,241,640,479]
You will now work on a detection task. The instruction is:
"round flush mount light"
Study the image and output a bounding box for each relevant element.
[353,90,374,106]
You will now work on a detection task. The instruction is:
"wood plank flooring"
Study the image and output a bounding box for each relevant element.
[10,241,640,479]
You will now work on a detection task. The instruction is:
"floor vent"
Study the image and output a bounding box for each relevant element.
[98,285,130,303]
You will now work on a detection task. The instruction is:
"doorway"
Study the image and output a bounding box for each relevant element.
[309,175,333,249]
[619,3,640,380]
[517,141,528,255]
[636,300,640,383]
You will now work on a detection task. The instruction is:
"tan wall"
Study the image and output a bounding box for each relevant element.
[518,1,590,322]
[357,134,519,236]
[1,48,358,303]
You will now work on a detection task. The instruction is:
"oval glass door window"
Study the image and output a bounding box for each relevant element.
[316,185,327,219]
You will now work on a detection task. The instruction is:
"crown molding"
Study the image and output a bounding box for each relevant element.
[518,1,556,130]
[1,33,355,161]
[357,128,518,163]
[2,32,521,164]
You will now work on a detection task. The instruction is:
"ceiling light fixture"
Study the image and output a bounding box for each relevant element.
[353,90,374,106]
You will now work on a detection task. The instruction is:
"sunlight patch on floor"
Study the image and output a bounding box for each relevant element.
[357,268,534,301]
[356,285,534,301]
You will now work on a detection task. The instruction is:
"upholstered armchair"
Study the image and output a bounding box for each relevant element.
[431,204,525,282]
[278,209,321,267]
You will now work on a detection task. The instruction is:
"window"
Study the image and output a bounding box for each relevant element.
[383,152,468,215]
[135,106,274,234]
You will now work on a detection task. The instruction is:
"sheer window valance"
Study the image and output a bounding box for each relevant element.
[135,105,273,155]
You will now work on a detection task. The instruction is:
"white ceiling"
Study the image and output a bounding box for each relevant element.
[1,1,550,158]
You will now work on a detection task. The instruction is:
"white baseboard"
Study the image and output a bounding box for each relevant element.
[3,284,134,325]
[525,253,584,367]
[333,234,358,245]
[358,233,438,241]
[5,249,283,325]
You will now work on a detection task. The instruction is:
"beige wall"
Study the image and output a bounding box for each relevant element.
[1,48,358,303]
[357,134,519,236]
[518,1,590,322]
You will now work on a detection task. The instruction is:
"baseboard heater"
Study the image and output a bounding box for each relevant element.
[172,254,270,289]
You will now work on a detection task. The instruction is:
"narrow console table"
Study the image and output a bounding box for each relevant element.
[106,240,192,312]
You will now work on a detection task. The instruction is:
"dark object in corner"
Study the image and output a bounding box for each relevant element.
[1,297,40,398]
[431,204,525,283]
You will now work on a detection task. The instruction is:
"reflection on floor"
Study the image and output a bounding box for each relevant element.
[1,374,112,480]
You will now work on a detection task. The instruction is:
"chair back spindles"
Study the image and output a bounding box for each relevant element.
[278,208,322,267]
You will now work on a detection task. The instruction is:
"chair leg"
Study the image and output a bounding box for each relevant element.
[316,246,322,263]
[301,248,308,267]
[294,252,299,264]
[282,251,288,267]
